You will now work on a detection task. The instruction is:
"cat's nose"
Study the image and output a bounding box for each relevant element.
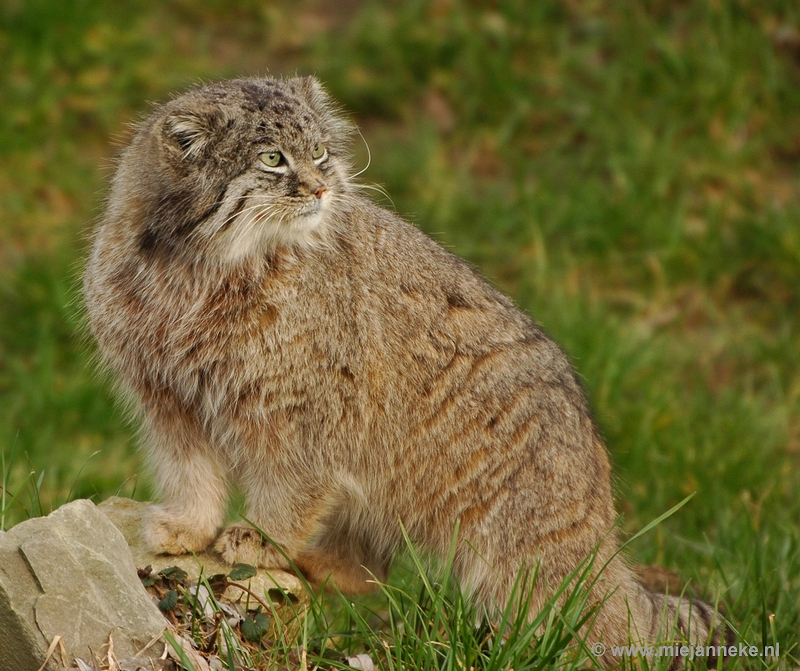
[314,185,328,199]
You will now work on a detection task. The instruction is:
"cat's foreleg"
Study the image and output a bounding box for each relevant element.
[143,409,229,555]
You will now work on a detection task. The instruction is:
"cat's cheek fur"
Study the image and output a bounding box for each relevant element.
[211,196,335,263]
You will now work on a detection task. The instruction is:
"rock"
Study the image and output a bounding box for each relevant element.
[98,497,308,629]
[0,499,167,671]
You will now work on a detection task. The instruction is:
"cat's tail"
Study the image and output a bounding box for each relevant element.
[592,558,733,669]
[646,591,734,670]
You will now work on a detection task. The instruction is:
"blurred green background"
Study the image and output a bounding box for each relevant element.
[1,0,798,651]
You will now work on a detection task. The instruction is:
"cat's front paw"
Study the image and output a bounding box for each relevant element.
[214,524,291,570]
[145,505,219,555]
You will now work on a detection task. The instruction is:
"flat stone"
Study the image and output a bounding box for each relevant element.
[98,497,308,625]
[0,499,167,671]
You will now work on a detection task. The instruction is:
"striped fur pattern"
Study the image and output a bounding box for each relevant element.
[84,77,727,662]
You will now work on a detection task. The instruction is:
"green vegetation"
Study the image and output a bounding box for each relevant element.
[150,505,696,671]
[1,0,798,668]
[156,530,606,670]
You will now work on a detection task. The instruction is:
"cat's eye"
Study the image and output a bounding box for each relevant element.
[259,151,283,168]
[312,143,326,160]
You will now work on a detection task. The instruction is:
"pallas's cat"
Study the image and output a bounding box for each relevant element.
[84,76,726,660]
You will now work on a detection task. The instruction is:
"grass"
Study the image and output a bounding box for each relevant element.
[147,504,786,671]
[152,506,711,671]
[152,536,602,671]
[1,0,798,668]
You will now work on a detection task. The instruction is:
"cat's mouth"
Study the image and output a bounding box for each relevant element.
[296,205,321,218]
[249,197,326,224]
[295,196,327,218]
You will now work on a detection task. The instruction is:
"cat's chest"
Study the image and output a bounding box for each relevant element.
[186,259,356,377]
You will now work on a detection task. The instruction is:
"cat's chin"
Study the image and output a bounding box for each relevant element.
[216,211,332,264]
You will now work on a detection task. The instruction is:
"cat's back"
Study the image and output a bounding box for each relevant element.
[341,197,574,380]
[341,197,536,348]
[332,198,607,542]
[335,198,593,449]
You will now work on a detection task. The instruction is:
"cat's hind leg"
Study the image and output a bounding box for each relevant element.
[295,512,393,594]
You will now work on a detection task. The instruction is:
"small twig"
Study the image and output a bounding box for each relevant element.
[225,579,272,613]
[107,631,118,671]
[89,644,104,671]
[35,635,63,671]
[135,628,168,657]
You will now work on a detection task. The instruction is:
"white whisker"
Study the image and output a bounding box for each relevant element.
[352,126,372,180]
[351,182,394,208]
[216,201,278,232]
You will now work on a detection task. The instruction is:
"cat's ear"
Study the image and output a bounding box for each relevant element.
[297,76,332,114]
[297,76,354,147]
[163,108,228,160]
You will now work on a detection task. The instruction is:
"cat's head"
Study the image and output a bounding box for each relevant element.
[114,76,355,263]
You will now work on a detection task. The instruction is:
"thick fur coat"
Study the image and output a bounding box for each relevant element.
[84,76,726,662]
